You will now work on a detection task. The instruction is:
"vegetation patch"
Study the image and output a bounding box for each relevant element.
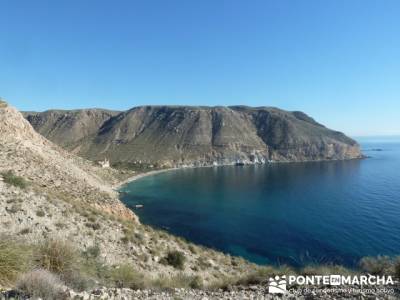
[16,269,64,299]
[18,228,31,235]
[359,255,396,275]
[0,238,31,286]
[35,239,77,276]
[1,170,28,189]
[160,250,186,270]
[6,204,22,214]
[36,210,46,217]
[109,265,145,289]
[85,222,101,231]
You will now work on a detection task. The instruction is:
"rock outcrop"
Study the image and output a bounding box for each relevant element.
[25,106,362,167]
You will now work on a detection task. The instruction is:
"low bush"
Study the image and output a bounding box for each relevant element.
[236,266,276,285]
[36,210,46,217]
[0,239,31,286]
[1,170,28,189]
[161,250,186,270]
[18,228,31,235]
[6,204,22,214]
[359,255,393,275]
[84,245,101,260]
[35,239,77,276]
[16,269,65,300]
[152,273,203,289]
[395,257,400,278]
[109,265,145,289]
[85,222,101,230]
[301,264,353,276]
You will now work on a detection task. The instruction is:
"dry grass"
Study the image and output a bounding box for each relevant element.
[109,264,146,289]
[301,264,355,276]
[359,255,396,275]
[152,273,203,289]
[0,238,31,286]
[1,170,28,189]
[35,239,77,275]
[16,269,65,300]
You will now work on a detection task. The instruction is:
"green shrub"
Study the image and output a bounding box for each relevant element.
[18,228,31,235]
[109,265,145,289]
[6,204,22,214]
[85,222,101,230]
[236,267,276,285]
[16,269,64,300]
[84,245,100,259]
[121,236,131,244]
[36,210,46,217]
[359,256,393,275]
[188,275,203,289]
[0,239,31,286]
[161,251,186,270]
[395,257,400,278]
[301,264,352,276]
[152,274,203,289]
[55,222,67,229]
[188,245,197,254]
[1,171,28,189]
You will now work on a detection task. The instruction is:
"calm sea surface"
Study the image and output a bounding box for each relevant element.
[120,139,400,267]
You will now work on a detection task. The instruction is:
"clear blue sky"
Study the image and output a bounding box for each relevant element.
[1,0,399,136]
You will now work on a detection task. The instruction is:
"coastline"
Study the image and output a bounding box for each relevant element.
[113,167,178,190]
[113,156,366,190]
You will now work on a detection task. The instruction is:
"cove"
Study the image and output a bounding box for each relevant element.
[119,141,400,267]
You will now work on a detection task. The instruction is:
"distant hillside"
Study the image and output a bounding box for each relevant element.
[23,109,120,151]
[24,105,362,167]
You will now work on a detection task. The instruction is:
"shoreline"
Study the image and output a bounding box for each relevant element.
[113,167,178,190]
[113,156,366,190]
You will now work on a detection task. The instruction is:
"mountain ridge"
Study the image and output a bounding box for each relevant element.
[24,105,362,168]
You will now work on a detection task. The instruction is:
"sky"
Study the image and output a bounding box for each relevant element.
[0,0,399,136]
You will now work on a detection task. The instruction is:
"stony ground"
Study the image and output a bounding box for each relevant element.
[64,285,400,300]
[2,284,400,300]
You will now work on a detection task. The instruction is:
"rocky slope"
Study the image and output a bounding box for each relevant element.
[0,100,255,284]
[1,102,133,220]
[23,109,119,153]
[24,106,362,167]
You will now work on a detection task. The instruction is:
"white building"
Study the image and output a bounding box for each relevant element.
[99,158,110,168]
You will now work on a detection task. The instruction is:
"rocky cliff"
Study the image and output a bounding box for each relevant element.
[25,106,362,167]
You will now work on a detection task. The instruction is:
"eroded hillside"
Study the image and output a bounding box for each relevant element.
[25,106,362,168]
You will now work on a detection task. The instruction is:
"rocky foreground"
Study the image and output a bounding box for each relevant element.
[2,284,400,300]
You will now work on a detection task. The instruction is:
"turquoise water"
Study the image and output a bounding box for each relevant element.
[120,140,400,267]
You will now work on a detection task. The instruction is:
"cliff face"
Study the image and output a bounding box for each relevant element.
[24,105,362,167]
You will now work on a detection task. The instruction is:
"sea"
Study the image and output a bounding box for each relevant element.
[119,137,400,268]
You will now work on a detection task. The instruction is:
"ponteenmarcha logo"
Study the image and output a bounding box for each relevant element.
[268,275,287,294]
[267,274,394,294]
